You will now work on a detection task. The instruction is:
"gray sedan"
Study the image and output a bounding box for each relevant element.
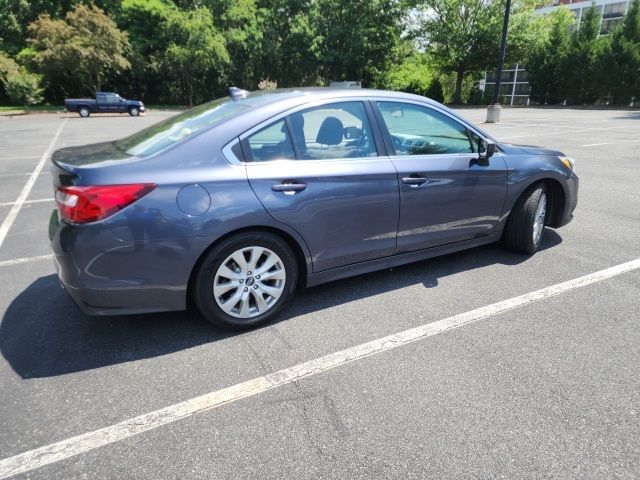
[49,88,578,329]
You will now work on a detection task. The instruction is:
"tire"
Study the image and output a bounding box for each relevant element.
[192,232,298,330]
[128,107,140,116]
[78,106,90,118]
[504,183,548,254]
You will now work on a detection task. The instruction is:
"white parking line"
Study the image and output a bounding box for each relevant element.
[501,125,640,140]
[582,138,640,147]
[0,198,52,208]
[0,155,41,161]
[501,128,593,139]
[0,257,639,479]
[0,254,53,268]
[0,172,50,178]
[0,119,66,250]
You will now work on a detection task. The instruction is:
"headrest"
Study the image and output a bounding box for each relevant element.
[316,117,344,146]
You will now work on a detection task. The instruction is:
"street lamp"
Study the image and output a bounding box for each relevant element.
[486,0,512,123]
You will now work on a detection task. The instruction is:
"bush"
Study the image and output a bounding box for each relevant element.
[425,78,444,103]
[5,70,43,105]
[0,51,43,105]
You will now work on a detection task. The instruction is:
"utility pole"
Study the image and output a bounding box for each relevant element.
[486,0,512,123]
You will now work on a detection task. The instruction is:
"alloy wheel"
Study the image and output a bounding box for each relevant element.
[213,246,286,319]
[532,192,547,245]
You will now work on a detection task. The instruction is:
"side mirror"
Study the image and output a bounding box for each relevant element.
[477,140,497,166]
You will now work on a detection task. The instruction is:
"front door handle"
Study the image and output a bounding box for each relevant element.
[271,182,307,195]
[401,176,428,187]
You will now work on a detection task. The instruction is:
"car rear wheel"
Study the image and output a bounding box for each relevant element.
[504,183,548,254]
[129,107,140,116]
[192,232,298,330]
[78,106,90,118]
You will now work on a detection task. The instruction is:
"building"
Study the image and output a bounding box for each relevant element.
[482,0,631,105]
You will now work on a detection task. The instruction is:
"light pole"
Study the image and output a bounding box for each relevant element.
[486,0,512,123]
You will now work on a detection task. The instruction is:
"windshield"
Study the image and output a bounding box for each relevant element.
[115,97,251,157]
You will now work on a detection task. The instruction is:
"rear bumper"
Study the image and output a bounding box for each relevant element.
[49,210,191,316]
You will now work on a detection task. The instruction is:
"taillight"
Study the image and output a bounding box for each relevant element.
[55,184,156,224]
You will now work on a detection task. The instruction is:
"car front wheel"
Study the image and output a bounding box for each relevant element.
[504,183,548,254]
[192,232,298,330]
[129,107,140,116]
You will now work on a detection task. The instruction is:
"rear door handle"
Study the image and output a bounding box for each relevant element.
[401,176,428,187]
[271,183,307,195]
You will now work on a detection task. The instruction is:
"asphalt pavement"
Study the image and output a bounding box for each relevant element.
[0,107,638,479]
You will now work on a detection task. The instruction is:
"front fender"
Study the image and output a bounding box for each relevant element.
[497,154,575,231]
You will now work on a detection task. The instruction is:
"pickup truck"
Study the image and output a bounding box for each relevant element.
[64,92,145,118]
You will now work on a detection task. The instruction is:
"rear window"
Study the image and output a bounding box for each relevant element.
[115,97,251,157]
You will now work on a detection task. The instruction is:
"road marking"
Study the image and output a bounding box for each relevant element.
[0,172,50,178]
[0,198,52,208]
[501,128,593,139]
[0,119,66,250]
[0,257,639,478]
[501,125,640,140]
[582,138,640,147]
[0,254,53,268]
[0,155,41,161]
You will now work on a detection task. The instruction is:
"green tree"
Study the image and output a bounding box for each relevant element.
[117,0,177,102]
[312,0,402,85]
[564,4,606,104]
[27,4,130,95]
[528,7,574,104]
[259,0,319,87]
[382,50,438,97]
[162,8,230,106]
[412,0,548,104]
[0,50,43,104]
[206,0,266,89]
[606,0,640,104]
[412,0,503,103]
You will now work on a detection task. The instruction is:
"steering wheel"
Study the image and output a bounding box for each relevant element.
[391,135,404,152]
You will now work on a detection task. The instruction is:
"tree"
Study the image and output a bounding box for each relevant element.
[117,0,177,102]
[606,0,640,104]
[162,8,230,106]
[206,0,266,89]
[27,4,130,95]
[411,0,548,104]
[563,4,606,104]
[259,0,319,87]
[0,50,43,104]
[412,0,503,103]
[528,7,574,104]
[382,50,439,97]
[312,0,403,85]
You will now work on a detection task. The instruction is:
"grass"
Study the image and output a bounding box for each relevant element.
[0,104,187,115]
[0,104,63,115]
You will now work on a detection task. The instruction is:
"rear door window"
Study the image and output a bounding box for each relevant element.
[287,102,377,160]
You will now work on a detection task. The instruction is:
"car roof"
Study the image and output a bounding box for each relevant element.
[233,87,441,108]
[228,88,494,141]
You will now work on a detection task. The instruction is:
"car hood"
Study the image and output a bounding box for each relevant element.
[499,143,565,157]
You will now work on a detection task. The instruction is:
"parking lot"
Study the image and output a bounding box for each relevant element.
[0,107,638,479]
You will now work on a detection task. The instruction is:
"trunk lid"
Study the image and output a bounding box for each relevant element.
[50,141,138,188]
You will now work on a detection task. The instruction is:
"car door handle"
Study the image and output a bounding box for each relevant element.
[401,176,428,186]
[271,183,307,195]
